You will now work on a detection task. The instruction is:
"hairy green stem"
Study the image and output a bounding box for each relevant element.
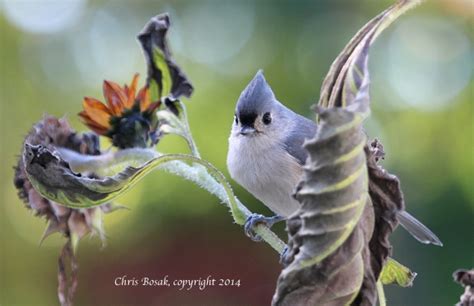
[157,102,200,158]
[177,102,200,158]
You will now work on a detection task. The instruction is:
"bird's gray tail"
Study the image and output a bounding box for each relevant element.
[397,210,443,246]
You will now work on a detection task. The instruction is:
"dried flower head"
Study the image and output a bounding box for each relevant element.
[14,115,119,248]
[79,74,161,149]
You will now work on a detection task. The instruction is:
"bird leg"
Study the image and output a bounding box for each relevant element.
[244,214,285,241]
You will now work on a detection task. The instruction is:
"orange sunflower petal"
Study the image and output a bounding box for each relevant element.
[137,86,151,111]
[85,124,109,136]
[103,80,127,115]
[125,73,140,109]
[78,110,102,127]
[78,111,109,135]
[82,97,112,128]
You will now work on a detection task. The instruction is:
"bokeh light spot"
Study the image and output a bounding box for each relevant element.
[2,0,86,34]
[172,0,255,66]
[386,16,471,111]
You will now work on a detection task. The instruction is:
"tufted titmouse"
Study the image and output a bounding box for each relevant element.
[227,70,442,246]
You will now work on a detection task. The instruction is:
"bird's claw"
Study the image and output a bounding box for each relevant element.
[279,246,290,266]
[244,214,284,242]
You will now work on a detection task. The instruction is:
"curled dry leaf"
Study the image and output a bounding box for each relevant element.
[366,139,403,280]
[275,105,373,305]
[137,13,193,103]
[273,1,424,305]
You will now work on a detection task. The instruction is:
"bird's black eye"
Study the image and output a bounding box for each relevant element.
[262,112,272,125]
[234,115,239,125]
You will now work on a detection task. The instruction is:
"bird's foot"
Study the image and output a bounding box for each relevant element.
[244,214,284,241]
[279,246,290,266]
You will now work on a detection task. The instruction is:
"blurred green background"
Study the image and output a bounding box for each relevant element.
[0,0,472,305]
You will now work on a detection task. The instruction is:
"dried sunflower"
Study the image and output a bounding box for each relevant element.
[79,74,161,149]
[13,115,120,248]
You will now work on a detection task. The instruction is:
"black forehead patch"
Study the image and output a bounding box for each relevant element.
[238,112,257,127]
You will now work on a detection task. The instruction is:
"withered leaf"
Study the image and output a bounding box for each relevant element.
[137,13,193,102]
[273,1,424,305]
[274,105,372,305]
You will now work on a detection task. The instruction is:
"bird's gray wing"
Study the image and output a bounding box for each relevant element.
[397,210,443,246]
[284,114,317,165]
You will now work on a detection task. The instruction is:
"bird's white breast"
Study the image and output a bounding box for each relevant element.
[227,134,302,217]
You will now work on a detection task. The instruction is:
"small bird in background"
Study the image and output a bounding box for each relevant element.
[227,70,442,247]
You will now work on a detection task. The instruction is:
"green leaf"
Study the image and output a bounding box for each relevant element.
[380,258,417,287]
[137,13,193,101]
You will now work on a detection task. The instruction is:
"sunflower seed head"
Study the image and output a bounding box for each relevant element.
[13,115,115,249]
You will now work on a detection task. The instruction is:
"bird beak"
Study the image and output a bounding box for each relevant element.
[240,126,256,136]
